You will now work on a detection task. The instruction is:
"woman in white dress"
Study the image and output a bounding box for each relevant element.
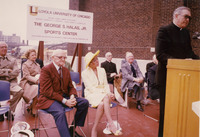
[82,50,122,137]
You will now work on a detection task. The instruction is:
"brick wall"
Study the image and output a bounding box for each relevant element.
[68,0,200,59]
[188,0,200,56]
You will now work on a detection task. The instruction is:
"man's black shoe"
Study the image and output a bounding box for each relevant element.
[5,111,14,121]
[136,103,144,112]
[0,114,4,122]
[69,127,83,137]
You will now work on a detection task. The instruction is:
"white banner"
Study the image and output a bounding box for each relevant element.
[27,5,93,44]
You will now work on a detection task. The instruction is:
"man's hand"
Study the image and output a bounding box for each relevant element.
[110,73,116,77]
[134,77,144,83]
[65,95,77,108]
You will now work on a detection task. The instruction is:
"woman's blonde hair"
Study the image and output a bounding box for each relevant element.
[25,49,36,59]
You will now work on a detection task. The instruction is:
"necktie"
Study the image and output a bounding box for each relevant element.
[130,64,136,77]
[58,67,64,92]
[58,67,62,77]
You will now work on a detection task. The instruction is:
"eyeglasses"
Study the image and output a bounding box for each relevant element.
[55,56,67,60]
[180,14,192,20]
[0,46,7,49]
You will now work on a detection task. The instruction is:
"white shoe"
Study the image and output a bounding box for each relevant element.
[103,121,122,134]
[119,102,127,107]
[156,99,160,103]
[141,99,151,105]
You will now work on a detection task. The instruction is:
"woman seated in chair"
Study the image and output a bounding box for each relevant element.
[20,49,41,116]
[82,50,122,137]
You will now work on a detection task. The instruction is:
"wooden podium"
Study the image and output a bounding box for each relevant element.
[164,59,200,137]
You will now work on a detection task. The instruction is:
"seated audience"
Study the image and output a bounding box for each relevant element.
[146,54,158,73]
[101,52,119,93]
[146,55,159,100]
[37,49,89,137]
[121,52,144,111]
[0,41,24,121]
[82,50,122,137]
[20,49,41,116]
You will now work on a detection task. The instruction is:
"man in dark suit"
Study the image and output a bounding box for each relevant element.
[37,49,89,137]
[146,54,159,100]
[147,64,159,100]
[121,52,144,111]
[155,6,199,137]
[101,52,119,93]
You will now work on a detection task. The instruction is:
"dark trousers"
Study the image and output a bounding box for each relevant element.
[133,85,144,101]
[158,85,166,137]
[44,97,89,137]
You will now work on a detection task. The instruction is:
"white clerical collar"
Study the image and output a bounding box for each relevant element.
[173,22,182,30]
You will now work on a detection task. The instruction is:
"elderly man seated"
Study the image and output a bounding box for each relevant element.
[101,52,120,93]
[0,41,24,121]
[121,52,144,111]
[37,49,89,137]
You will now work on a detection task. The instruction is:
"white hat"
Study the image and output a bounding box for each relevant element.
[85,50,100,68]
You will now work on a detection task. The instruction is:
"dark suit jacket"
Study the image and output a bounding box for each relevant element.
[155,23,199,87]
[37,63,77,109]
[147,64,157,90]
[101,60,117,84]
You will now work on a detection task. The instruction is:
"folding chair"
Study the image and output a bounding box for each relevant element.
[70,71,80,84]
[0,80,11,137]
[34,84,75,137]
[82,83,119,136]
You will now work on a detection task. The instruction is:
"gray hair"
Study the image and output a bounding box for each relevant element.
[52,49,67,57]
[125,52,133,59]
[0,41,8,47]
[173,6,191,19]
[105,52,112,57]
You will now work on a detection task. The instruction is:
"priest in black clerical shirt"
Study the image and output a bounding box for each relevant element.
[101,52,119,93]
[155,6,199,137]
